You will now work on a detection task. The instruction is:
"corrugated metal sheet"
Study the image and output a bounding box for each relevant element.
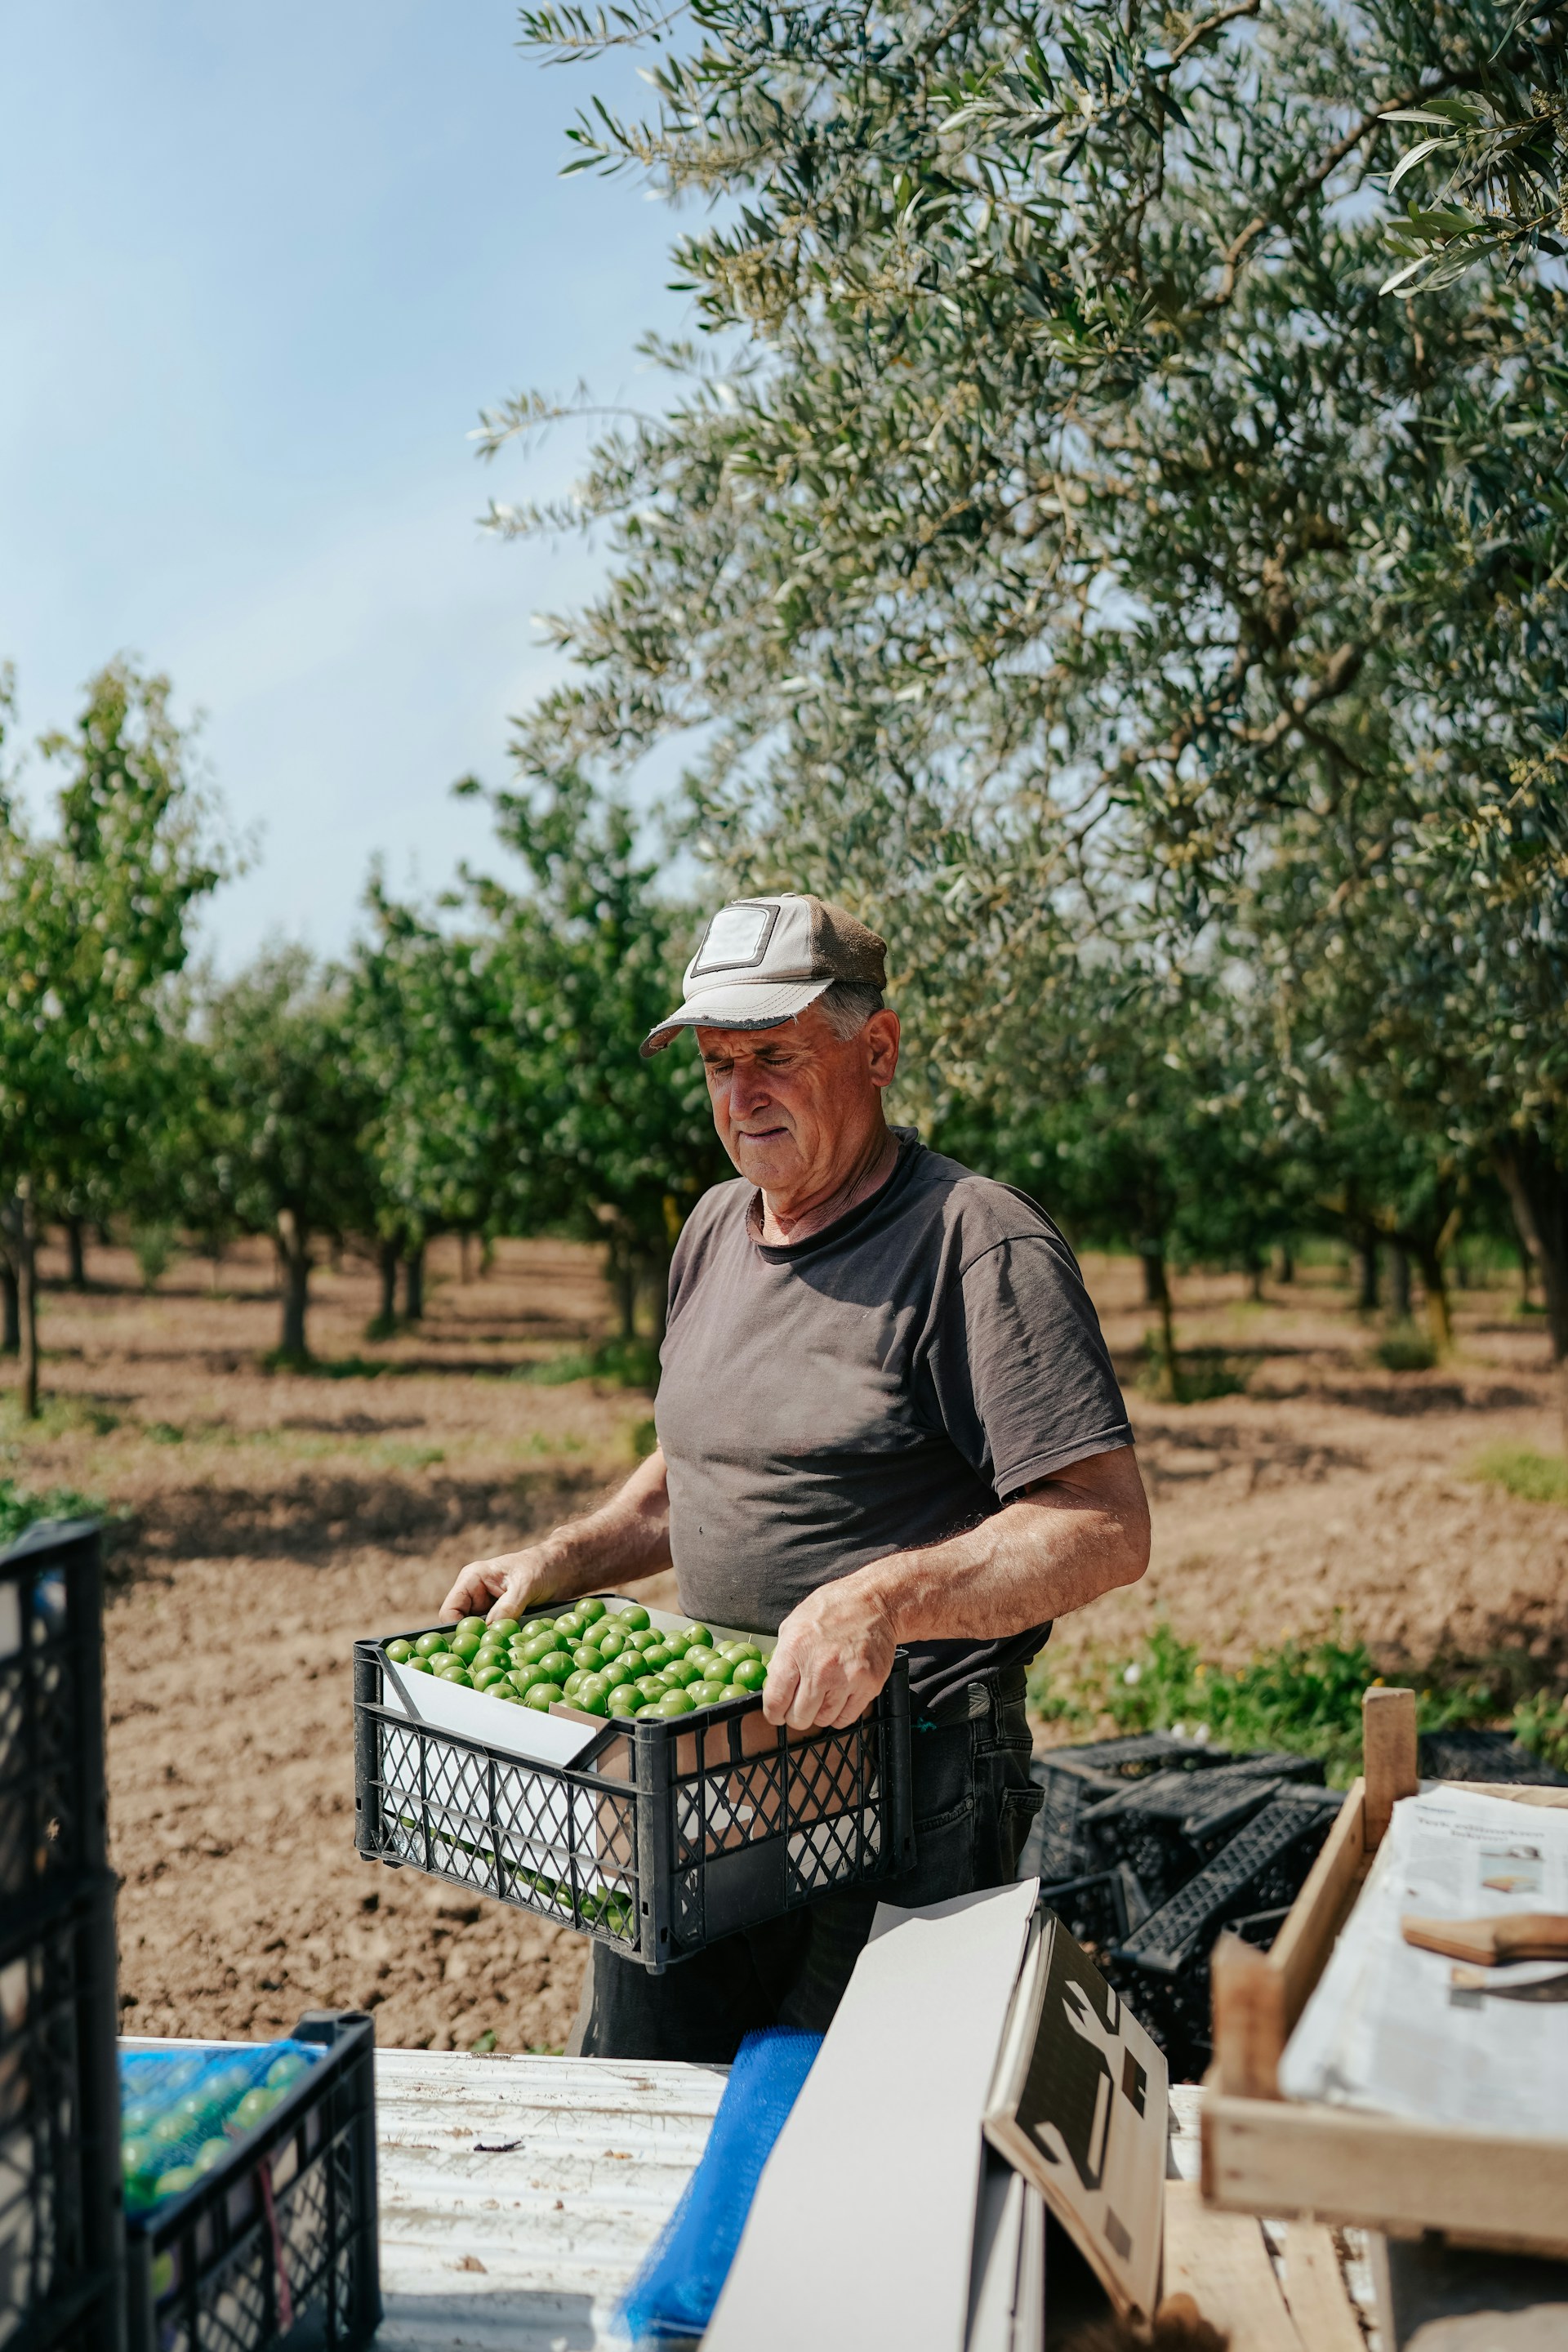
[374,2048,724,2350]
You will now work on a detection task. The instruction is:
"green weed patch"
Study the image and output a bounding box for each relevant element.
[1027,1623,1512,1786]
[1470,1444,1568,1507]
[514,1336,660,1391]
[1137,1338,1249,1405]
[1375,1323,1437,1373]
[0,1477,112,1546]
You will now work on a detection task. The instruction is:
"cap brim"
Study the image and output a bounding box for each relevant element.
[639,976,832,1058]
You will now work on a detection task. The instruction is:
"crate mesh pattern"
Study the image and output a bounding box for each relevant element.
[0,1522,109,1904]
[0,1874,122,2352]
[1024,1735,1336,2079]
[355,1642,913,1969]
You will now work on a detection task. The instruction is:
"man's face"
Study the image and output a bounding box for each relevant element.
[697,1004,900,1201]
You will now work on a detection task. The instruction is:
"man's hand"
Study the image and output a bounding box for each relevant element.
[762,1576,898,1732]
[441,1545,560,1626]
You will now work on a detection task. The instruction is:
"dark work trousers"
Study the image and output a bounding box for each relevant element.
[577,1666,1044,2063]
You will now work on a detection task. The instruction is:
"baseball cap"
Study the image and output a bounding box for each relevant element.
[639,893,888,1058]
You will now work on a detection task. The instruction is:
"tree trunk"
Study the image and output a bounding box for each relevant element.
[479,1235,495,1279]
[460,1233,472,1285]
[16,1179,39,1419]
[1389,1244,1411,1322]
[1246,1254,1265,1303]
[1356,1233,1379,1312]
[276,1209,310,1361]
[403,1244,425,1323]
[1,1253,17,1356]
[1142,1247,1178,1400]
[378,1239,399,1328]
[66,1218,87,1290]
[1416,1245,1452,1352]
[606,1234,638,1341]
[637,1250,672,1354]
[1277,1241,1295,1286]
[1496,1136,1568,1362]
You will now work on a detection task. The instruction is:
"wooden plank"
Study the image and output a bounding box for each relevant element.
[372,2048,724,2351]
[1212,1934,1285,2100]
[1282,2224,1365,2352]
[1160,2180,1303,2352]
[1371,2228,1568,2350]
[1363,1688,1418,1847]
[1203,2092,1568,2261]
[1205,1766,1568,2265]
[1458,1783,1568,1812]
[1267,1780,1369,2033]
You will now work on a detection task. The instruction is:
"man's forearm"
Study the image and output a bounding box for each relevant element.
[762,1446,1150,1729]
[858,1457,1150,1646]
[531,1453,673,1600]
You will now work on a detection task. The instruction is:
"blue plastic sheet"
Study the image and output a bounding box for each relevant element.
[617,2027,821,2344]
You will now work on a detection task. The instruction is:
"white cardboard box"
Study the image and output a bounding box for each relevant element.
[706,1880,1040,2352]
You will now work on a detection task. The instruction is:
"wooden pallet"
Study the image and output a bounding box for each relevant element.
[1200,1689,1568,2261]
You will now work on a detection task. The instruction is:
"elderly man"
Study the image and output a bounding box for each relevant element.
[442,893,1148,2060]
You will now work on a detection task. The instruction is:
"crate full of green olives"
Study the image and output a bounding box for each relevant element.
[354,1595,914,1972]
[120,2010,380,2352]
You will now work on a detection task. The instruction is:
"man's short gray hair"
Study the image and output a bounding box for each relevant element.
[815,979,886,1041]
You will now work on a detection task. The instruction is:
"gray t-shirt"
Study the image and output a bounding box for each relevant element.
[654,1131,1134,1710]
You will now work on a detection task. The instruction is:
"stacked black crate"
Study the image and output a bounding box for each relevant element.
[0,1517,124,2352]
[1022,1735,1340,2078]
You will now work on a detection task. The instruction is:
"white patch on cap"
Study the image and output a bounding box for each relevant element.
[690,902,777,975]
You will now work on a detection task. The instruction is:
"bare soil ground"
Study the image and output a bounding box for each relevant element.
[4,1232,1564,2055]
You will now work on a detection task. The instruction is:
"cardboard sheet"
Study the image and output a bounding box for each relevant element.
[967,2155,1046,2352]
[983,1909,1168,2319]
[706,1879,1040,2352]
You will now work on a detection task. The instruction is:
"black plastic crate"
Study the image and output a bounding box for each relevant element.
[1104,1787,1340,2080]
[0,1872,125,2352]
[354,1621,915,1973]
[1038,1732,1241,1782]
[0,1521,109,1904]
[1020,1760,1124,1886]
[122,2012,379,2352]
[1112,1784,1339,1978]
[1020,1734,1255,1887]
[1036,1869,1138,1953]
[1080,1753,1325,1908]
[1418,1727,1568,1785]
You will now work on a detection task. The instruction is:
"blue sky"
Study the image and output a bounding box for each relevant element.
[0,2,687,962]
